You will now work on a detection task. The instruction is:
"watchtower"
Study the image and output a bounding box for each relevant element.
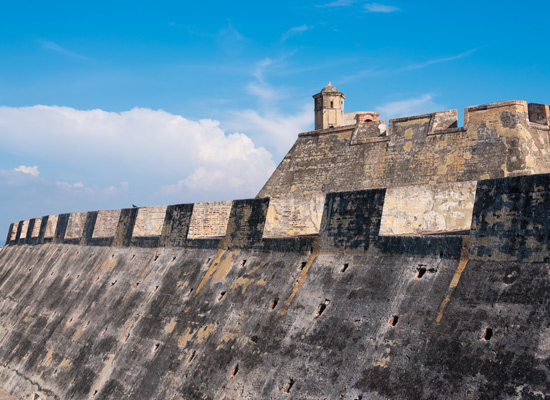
[313,82,346,130]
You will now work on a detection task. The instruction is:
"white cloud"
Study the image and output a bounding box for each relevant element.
[281,25,312,42]
[55,181,85,189]
[14,165,39,176]
[376,94,447,119]
[253,58,274,83]
[338,68,379,84]
[317,0,356,7]
[0,105,276,205]
[216,23,246,55]
[38,40,95,62]
[364,3,399,12]
[247,83,284,102]
[403,48,479,70]
[226,104,313,153]
[246,56,295,102]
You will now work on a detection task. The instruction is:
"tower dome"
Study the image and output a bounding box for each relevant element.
[321,82,339,93]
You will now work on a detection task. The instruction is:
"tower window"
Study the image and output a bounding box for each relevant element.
[330,101,334,108]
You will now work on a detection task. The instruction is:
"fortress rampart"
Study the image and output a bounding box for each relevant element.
[6,98,550,245]
[1,172,550,399]
[1,89,550,399]
[259,100,550,199]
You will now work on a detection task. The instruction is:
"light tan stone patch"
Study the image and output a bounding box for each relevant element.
[93,210,121,238]
[132,206,167,237]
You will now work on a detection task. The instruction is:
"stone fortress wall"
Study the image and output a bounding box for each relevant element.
[2,87,550,399]
[259,100,550,198]
[2,172,550,399]
[7,96,550,243]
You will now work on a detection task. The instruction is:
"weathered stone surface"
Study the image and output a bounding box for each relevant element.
[132,206,167,237]
[65,212,88,240]
[263,194,324,238]
[31,218,41,238]
[0,389,15,400]
[2,95,550,399]
[1,178,549,399]
[380,181,476,235]
[187,201,232,239]
[470,173,550,262]
[43,215,58,238]
[221,198,269,249]
[18,220,29,240]
[259,101,550,200]
[92,210,121,238]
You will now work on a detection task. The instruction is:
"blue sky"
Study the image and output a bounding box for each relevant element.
[1,0,549,242]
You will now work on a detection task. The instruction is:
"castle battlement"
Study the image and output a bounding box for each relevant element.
[2,86,550,400]
[6,94,550,248]
[4,172,550,261]
[260,94,550,201]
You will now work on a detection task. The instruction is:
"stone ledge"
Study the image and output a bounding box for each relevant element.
[349,136,390,145]
[428,127,467,136]
[298,124,355,137]
[466,100,526,112]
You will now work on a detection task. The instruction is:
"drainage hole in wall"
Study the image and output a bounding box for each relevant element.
[315,305,325,317]
[153,343,160,352]
[102,328,107,336]
[68,319,72,324]
[283,378,295,393]
[482,328,493,340]
[299,262,307,271]
[416,266,426,278]
[250,335,259,343]
[111,280,117,286]
[91,390,98,398]
[124,334,130,343]
[389,315,398,326]
[70,380,75,386]
[341,263,349,273]
[154,255,159,261]
[134,282,140,289]
[270,298,279,310]
[205,258,211,264]
[111,254,114,258]
[153,285,159,293]
[28,268,32,272]
[240,260,247,267]
[76,275,80,279]
[171,256,176,262]
[503,266,520,284]
[187,350,196,363]
[54,369,58,375]
[130,255,135,261]
[185,288,194,298]
[65,274,70,279]
[315,300,330,318]
[230,364,239,377]
[217,292,226,301]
